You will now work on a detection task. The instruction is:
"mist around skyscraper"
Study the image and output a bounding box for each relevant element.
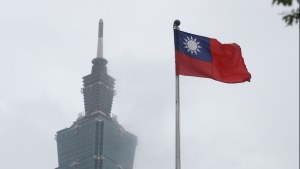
[0,2,298,169]
[55,20,137,169]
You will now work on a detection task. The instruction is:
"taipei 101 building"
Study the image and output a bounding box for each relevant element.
[55,20,137,169]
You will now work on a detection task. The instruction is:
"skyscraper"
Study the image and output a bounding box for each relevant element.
[55,20,137,169]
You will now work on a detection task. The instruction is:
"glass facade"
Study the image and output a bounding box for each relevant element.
[56,116,137,169]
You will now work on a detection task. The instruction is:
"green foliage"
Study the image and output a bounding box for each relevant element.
[282,9,299,25]
[272,0,293,6]
[272,0,300,26]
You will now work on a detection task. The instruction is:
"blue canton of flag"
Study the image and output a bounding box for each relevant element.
[174,30,212,63]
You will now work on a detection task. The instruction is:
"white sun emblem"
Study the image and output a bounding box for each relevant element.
[183,36,201,55]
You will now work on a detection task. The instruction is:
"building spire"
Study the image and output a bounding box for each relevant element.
[82,19,115,117]
[97,19,103,58]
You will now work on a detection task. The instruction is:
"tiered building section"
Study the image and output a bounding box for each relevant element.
[82,57,115,116]
[56,116,137,169]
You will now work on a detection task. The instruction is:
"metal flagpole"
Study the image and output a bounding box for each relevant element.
[173,20,181,169]
[175,75,181,169]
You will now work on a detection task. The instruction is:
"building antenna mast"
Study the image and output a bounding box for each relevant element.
[97,19,103,58]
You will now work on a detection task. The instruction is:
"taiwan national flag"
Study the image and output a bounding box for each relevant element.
[174,29,251,83]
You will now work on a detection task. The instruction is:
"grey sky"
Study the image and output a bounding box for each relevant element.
[0,0,299,169]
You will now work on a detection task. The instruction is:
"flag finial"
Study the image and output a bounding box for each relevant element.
[173,20,181,30]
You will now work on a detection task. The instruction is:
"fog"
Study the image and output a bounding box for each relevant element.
[0,0,298,169]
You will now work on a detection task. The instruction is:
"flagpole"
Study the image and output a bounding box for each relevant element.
[175,75,181,169]
[173,20,181,169]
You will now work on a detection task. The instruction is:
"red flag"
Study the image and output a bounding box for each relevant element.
[174,29,251,83]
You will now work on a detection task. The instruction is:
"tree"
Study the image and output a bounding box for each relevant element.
[273,0,300,26]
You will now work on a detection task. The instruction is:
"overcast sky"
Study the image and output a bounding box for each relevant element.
[0,0,299,169]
